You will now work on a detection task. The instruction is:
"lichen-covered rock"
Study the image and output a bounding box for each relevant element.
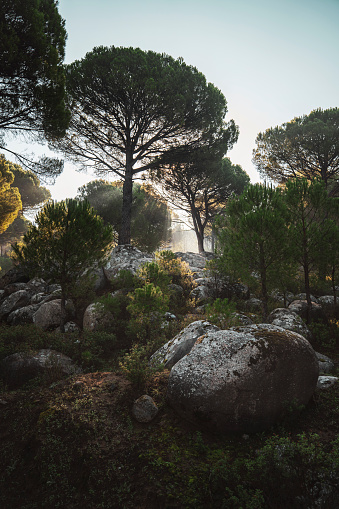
[243,297,262,313]
[33,299,74,330]
[7,304,40,325]
[288,300,326,322]
[132,395,159,423]
[270,290,295,307]
[64,321,81,333]
[294,293,319,304]
[83,302,114,331]
[104,245,153,280]
[150,320,220,370]
[315,352,335,374]
[317,376,338,390]
[1,349,82,389]
[318,295,339,317]
[0,290,32,320]
[3,282,28,296]
[267,308,311,340]
[167,324,319,433]
[232,313,253,326]
[190,285,210,305]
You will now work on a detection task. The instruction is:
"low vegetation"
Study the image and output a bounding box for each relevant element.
[0,246,339,507]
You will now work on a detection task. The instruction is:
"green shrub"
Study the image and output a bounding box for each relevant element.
[127,283,169,342]
[119,343,162,389]
[205,298,237,329]
[309,319,339,349]
[110,269,141,291]
[137,261,171,292]
[155,250,194,296]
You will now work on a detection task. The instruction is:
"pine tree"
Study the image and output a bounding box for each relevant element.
[13,199,114,331]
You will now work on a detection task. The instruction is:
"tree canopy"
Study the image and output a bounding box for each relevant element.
[216,184,290,318]
[253,108,339,189]
[0,155,22,234]
[77,180,171,252]
[151,151,249,253]
[0,0,69,176]
[54,46,238,244]
[3,160,51,213]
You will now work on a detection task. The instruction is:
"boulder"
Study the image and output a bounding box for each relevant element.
[288,300,326,322]
[318,295,339,317]
[7,304,40,325]
[267,308,312,340]
[64,321,81,333]
[0,290,32,320]
[3,282,28,296]
[315,351,335,374]
[294,293,319,304]
[174,251,211,269]
[232,313,253,326]
[83,302,114,331]
[1,349,81,389]
[104,245,153,280]
[26,278,48,294]
[33,299,74,330]
[270,290,295,307]
[167,324,319,433]
[317,376,338,390]
[0,266,29,289]
[190,284,210,305]
[132,395,159,423]
[150,320,220,370]
[243,297,262,313]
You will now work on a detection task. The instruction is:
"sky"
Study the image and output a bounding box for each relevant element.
[7,0,339,200]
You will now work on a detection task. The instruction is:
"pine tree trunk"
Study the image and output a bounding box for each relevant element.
[119,156,133,245]
[60,292,67,333]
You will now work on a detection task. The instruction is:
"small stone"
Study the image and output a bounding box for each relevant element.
[132,394,158,423]
[317,376,338,389]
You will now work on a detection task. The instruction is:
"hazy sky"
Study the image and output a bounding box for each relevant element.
[9,0,339,199]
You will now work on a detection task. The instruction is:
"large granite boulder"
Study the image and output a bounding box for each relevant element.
[315,351,335,374]
[150,320,219,370]
[33,299,74,330]
[104,245,153,280]
[7,304,41,325]
[0,290,32,320]
[174,252,211,278]
[1,349,81,389]
[167,324,319,433]
[83,302,114,331]
[288,300,326,322]
[267,308,312,340]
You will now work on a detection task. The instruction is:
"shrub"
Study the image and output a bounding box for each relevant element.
[155,250,194,296]
[119,343,162,389]
[205,298,237,329]
[309,319,339,349]
[137,261,171,292]
[127,283,169,342]
[110,269,141,291]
